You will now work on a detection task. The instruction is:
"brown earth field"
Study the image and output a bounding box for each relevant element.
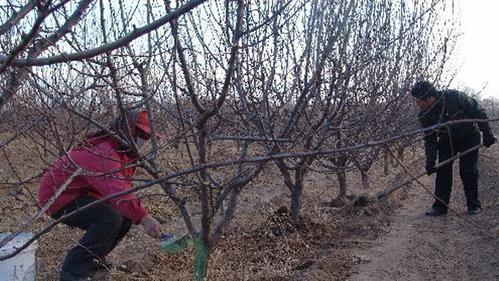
[0,141,498,281]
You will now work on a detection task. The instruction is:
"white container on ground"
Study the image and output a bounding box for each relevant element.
[0,232,38,281]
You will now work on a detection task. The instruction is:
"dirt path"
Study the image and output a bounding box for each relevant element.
[349,147,499,281]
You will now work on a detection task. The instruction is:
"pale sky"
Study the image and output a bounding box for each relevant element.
[451,0,499,99]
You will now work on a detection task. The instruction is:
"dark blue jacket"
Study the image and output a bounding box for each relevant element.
[418,90,492,163]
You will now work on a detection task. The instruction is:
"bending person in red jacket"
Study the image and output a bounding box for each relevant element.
[38,110,162,281]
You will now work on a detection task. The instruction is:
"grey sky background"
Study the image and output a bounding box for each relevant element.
[451,0,499,99]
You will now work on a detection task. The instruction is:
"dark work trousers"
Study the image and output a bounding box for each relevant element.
[52,196,132,277]
[433,134,481,211]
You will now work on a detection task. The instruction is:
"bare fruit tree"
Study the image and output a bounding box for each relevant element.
[0,0,463,280]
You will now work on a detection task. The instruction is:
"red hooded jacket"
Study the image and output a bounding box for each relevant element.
[37,136,148,224]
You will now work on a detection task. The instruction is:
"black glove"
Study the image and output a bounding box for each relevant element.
[425,162,436,175]
[483,132,496,147]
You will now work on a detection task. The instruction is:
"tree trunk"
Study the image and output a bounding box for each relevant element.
[337,171,347,198]
[397,147,405,162]
[290,183,303,221]
[329,170,348,207]
[194,237,209,281]
[360,170,370,189]
[383,147,389,176]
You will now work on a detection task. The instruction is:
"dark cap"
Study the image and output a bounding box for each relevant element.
[411,81,437,100]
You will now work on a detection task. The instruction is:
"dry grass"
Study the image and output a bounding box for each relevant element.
[0,137,413,281]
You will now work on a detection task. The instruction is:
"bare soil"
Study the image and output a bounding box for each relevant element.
[1,141,498,281]
[349,146,499,281]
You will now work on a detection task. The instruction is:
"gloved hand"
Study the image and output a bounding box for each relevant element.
[425,162,436,175]
[483,132,497,147]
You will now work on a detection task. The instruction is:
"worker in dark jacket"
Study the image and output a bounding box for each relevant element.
[411,81,496,216]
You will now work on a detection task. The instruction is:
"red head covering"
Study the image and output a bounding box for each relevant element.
[135,110,163,139]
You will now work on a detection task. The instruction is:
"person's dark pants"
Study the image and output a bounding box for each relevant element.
[433,135,481,212]
[52,196,132,277]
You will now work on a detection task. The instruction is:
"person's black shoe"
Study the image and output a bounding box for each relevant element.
[468,206,482,215]
[60,271,92,281]
[425,207,447,216]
